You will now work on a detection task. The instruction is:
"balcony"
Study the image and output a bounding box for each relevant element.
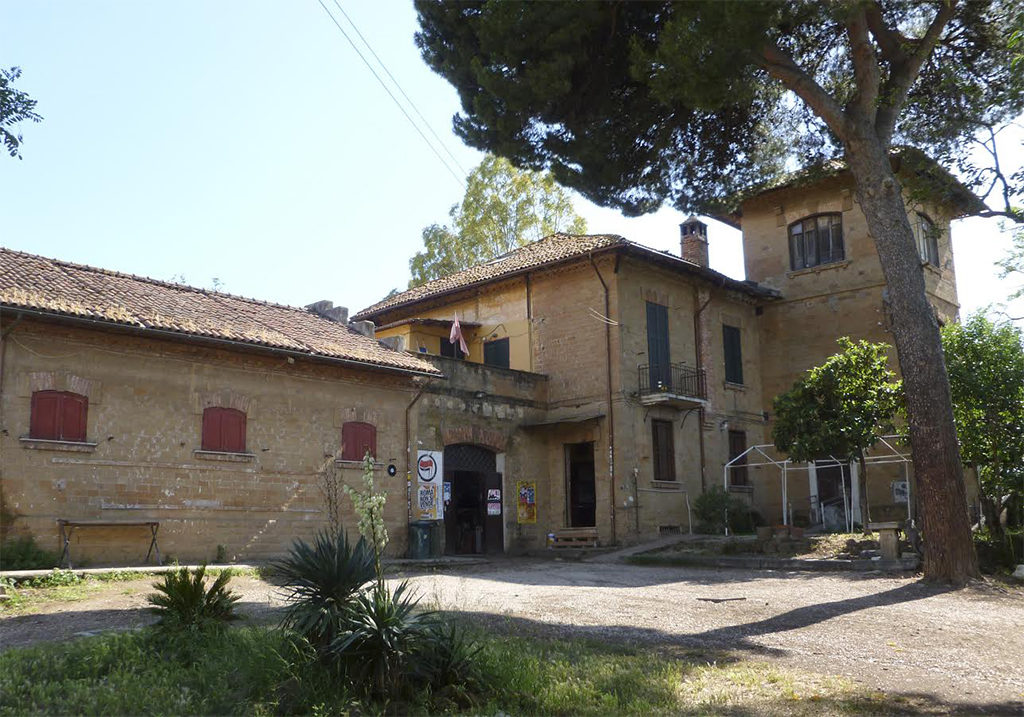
[638,363,707,407]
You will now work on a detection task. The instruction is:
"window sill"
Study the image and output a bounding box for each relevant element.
[650,480,683,491]
[786,260,850,278]
[193,450,255,463]
[334,459,383,471]
[728,484,753,494]
[724,382,746,392]
[20,437,98,453]
[923,262,942,276]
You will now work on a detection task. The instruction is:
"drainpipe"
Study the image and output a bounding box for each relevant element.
[404,383,427,527]
[589,253,616,545]
[525,274,534,373]
[692,286,713,494]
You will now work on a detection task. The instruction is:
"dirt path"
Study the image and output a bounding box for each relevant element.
[2,560,1022,712]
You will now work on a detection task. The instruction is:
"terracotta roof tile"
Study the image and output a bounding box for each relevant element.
[0,247,441,376]
[354,233,626,319]
[354,232,775,320]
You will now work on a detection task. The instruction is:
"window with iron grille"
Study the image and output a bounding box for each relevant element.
[789,214,844,270]
[30,390,88,442]
[652,419,675,482]
[201,407,247,453]
[342,421,377,461]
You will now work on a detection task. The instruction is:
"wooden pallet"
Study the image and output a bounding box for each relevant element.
[551,527,599,549]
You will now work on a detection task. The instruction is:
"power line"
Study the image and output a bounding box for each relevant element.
[315,0,466,187]
[331,0,468,177]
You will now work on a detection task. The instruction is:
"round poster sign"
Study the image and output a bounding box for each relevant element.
[417,454,438,482]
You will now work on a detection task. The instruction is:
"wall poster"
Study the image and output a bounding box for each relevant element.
[415,450,444,520]
[517,481,537,524]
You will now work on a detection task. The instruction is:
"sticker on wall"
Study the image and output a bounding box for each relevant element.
[416,451,441,482]
[487,501,502,516]
[517,481,537,524]
[443,481,452,502]
[387,464,397,477]
[486,488,501,501]
[415,450,444,520]
[418,485,438,515]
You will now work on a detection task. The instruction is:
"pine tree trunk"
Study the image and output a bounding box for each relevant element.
[844,140,979,583]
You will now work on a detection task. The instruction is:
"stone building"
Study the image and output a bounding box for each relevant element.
[0,155,982,563]
[0,248,441,564]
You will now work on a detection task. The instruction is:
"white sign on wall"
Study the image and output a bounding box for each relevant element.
[415,450,444,520]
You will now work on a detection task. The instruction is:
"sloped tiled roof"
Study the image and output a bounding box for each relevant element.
[0,247,441,376]
[355,232,775,320]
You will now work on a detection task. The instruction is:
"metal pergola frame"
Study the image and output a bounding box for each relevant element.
[723,435,913,530]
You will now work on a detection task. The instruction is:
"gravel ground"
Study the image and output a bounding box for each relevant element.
[2,559,1022,712]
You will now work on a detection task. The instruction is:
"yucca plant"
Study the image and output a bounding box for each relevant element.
[412,620,484,697]
[147,565,240,635]
[274,529,375,651]
[329,581,434,696]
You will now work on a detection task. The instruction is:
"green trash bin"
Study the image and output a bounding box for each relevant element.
[408,521,432,560]
[427,520,444,558]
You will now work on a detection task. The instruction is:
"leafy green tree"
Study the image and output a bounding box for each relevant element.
[772,338,904,524]
[942,314,1024,537]
[409,154,586,286]
[0,67,42,159]
[414,0,1024,581]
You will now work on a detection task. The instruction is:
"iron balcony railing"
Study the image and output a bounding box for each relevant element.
[638,362,707,401]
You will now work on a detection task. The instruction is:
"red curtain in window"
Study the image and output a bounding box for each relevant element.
[341,422,376,461]
[30,391,87,441]
[202,407,246,453]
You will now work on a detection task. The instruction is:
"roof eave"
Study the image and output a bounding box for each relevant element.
[1,306,444,379]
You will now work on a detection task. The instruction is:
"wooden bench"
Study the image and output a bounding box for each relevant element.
[57,520,161,569]
[550,527,599,549]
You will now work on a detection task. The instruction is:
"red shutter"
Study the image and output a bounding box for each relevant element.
[221,409,246,453]
[30,391,61,439]
[202,408,222,451]
[342,422,376,461]
[203,407,246,452]
[61,393,88,442]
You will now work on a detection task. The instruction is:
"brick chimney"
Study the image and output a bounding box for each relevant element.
[680,216,709,268]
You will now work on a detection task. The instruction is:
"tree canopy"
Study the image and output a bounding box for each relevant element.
[0,67,42,159]
[408,154,586,286]
[416,1,1022,220]
[772,338,903,464]
[414,0,1019,581]
[941,313,1024,531]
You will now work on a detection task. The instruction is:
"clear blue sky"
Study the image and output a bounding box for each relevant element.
[2,1,1021,324]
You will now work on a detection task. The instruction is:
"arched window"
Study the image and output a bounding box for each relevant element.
[913,213,939,266]
[202,407,247,453]
[788,214,844,270]
[30,390,88,442]
[341,421,377,461]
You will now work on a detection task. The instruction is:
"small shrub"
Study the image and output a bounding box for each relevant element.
[412,620,484,701]
[694,487,755,534]
[27,569,82,588]
[275,529,375,650]
[0,535,60,570]
[974,528,1023,573]
[330,581,434,696]
[147,565,240,636]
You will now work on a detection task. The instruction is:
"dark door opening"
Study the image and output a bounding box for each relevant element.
[442,444,503,555]
[816,461,852,530]
[566,442,596,527]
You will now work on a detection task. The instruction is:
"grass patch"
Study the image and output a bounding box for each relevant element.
[0,625,943,715]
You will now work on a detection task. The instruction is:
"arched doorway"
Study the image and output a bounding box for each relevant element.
[443,444,503,554]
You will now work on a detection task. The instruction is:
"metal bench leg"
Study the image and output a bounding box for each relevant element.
[59,524,73,569]
[146,524,161,565]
